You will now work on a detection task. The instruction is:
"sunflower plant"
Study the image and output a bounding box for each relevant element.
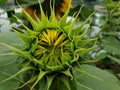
[0,1,120,90]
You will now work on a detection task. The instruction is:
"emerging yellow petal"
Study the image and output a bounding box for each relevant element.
[39,29,68,46]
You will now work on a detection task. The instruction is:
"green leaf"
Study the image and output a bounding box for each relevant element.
[0,74,20,90]
[0,62,21,90]
[17,75,37,89]
[95,51,107,60]
[70,2,94,20]
[73,64,101,81]
[0,0,7,5]
[0,32,24,89]
[0,32,23,66]
[102,36,120,56]
[79,6,94,21]
[2,63,34,82]
[0,53,19,66]
[0,42,32,60]
[74,64,120,90]
[69,79,77,90]
[0,32,23,46]
[107,55,120,64]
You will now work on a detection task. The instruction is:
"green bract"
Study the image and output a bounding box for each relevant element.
[0,2,97,90]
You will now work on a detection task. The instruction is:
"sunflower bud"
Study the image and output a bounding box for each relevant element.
[1,2,96,90]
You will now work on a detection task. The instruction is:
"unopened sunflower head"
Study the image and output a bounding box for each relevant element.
[1,1,96,90]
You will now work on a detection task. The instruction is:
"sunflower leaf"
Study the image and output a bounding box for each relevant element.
[0,63,21,90]
[17,75,37,89]
[0,42,31,60]
[2,63,34,82]
[74,64,120,90]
